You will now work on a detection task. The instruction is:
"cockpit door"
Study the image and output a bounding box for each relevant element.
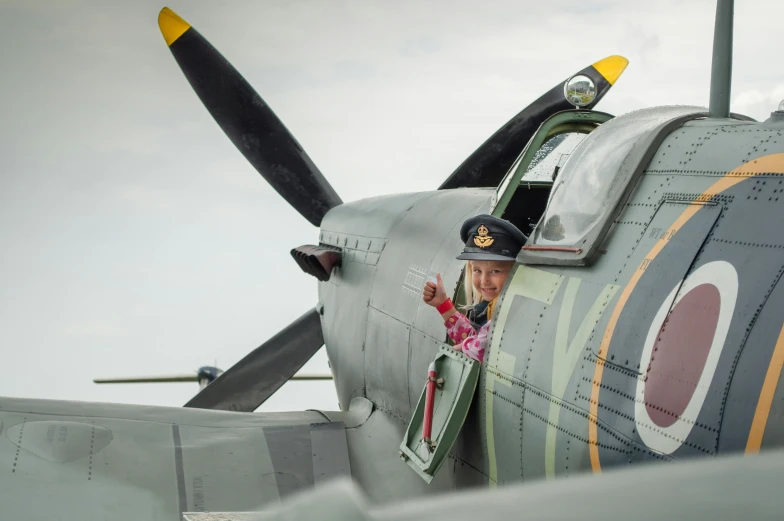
[399,345,480,483]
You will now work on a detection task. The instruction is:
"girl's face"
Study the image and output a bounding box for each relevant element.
[471,260,514,301]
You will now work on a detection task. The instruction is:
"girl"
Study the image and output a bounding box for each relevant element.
[423,214,528,363]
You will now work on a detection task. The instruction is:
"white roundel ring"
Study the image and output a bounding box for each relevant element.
[635,260,738,455]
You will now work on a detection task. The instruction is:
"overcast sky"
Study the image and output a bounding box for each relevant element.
[0,0,781,412]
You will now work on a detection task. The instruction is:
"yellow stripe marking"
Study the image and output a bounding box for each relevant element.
[158,7,191,46]
[514,266,565,305]
[592,55,629,85]
[589,154,784,473]
[746,323,784,453]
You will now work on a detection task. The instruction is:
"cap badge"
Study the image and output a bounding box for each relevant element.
[473,224,494,248]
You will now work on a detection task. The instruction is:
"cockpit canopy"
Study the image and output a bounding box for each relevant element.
[520,106,708,266]
[522,133,587,183]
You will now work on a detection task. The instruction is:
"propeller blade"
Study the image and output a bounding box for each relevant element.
[94,373,197,384]
[184,308,325,411]
[438,55,629,189]
[157,7,342,227]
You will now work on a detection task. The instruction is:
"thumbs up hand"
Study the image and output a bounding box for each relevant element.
[423,273,448,308]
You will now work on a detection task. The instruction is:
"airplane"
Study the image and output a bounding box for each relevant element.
[93,366,332,391]
[3,0,784,519]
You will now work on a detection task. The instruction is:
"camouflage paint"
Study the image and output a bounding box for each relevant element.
[590,153,784,472]
[545,279,619,477]
[746,324,784,452]
[484,266,563,485]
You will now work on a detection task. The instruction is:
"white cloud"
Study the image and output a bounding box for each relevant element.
[733,85,784,119]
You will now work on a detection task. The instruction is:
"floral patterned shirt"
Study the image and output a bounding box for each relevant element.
[444,311,489,363]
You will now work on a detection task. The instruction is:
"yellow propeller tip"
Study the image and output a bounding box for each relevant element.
[158,7,191,46]
[592,55,629,86]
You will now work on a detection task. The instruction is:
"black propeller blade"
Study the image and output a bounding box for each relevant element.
[158,7,341,227]
[184,308,325,412]
[439,56,628,190]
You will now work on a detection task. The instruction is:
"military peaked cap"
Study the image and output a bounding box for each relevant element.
[456,214,528,261]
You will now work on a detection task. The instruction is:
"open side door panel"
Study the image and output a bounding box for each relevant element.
[399,345,480,483]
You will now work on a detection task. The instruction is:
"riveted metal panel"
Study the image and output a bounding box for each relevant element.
[593,201,722,363]
[0,405,322,520]
[310,422,351,485]
[646,120,784,175]
[591,172,784,461]
[319,260,373,410]
[320,231,384,266]
[369,190,493,325]
[264,424,314,498]
[720,263,784,450]
[320,192,432,242]
[364,307,411,419]
[343,407,456,503]
[487,383,525,485]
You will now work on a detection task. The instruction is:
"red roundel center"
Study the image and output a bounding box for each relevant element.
[644,283,721,427]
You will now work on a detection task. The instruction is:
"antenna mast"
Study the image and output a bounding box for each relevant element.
[709,0,734,118]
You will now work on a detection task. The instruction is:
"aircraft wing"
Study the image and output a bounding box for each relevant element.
[0,395,366,520]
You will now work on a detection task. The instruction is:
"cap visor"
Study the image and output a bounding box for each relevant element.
[456,252,517,261]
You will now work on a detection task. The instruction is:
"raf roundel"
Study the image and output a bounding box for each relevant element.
[634,260,739,455]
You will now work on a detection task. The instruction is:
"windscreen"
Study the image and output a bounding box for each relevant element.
[522,133,587,183]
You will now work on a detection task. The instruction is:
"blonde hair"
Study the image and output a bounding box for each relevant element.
[463,260,498,321]
[464,260,483,307]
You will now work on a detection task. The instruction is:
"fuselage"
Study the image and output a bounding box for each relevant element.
[317,188,493,417]
[317,108,784,489]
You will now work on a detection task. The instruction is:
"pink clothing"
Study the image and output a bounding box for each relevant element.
[444,312,489,363]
